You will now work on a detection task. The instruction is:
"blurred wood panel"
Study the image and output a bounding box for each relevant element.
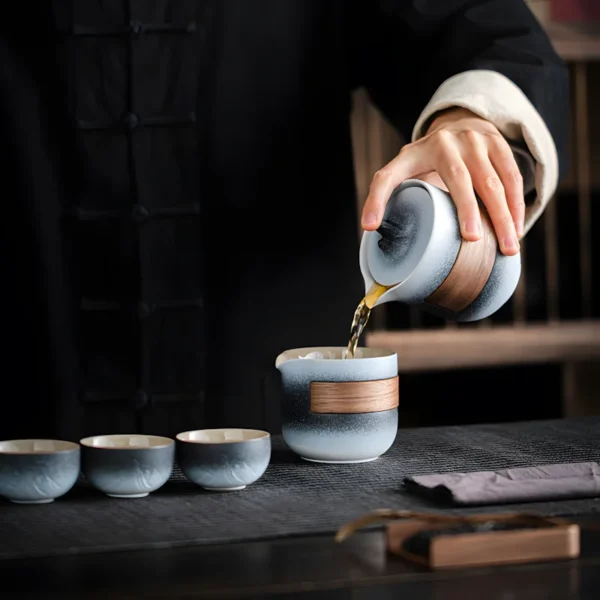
[563,361,600,416]
[527,0,551,23]
[544,21,600,61]
[512,238,527,324]
[574,62,593,317]
[544,196,560,321]
[366,321,600,372]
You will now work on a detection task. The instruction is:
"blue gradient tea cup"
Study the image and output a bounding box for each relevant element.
[80,434,174,498]
[176,429,271,491]
[0,439,80,504]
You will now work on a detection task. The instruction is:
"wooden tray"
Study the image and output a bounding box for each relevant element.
[336,510,580,570]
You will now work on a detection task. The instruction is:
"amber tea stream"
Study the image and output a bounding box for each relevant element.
[345,282,389,358]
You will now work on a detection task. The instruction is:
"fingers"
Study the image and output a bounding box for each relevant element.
[461,133,519,255]
[361,121,526,258]
[413,171,448,191]
[431,131,481,242]
[488,136,526,238]
[361,142,432,230]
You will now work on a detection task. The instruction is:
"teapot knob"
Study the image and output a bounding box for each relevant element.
[376,213,415,258]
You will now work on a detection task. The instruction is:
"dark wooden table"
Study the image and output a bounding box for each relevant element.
[4,514,600,599]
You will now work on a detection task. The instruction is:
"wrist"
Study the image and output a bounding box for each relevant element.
[426,106,479,133]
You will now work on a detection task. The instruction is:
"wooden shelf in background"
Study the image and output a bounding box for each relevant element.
[366,320,600,373]
[544,21,600,60]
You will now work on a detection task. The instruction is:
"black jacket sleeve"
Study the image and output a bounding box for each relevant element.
[349,0,569,179]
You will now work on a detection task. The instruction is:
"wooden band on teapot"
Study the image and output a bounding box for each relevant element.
[426,209,497,314]
[309,376,399,414]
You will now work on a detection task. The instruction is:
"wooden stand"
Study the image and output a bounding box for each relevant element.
[385,514,580,570]
[336,510,580,571]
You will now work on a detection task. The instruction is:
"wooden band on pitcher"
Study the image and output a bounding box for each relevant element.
[426,209,497,314]
[310,376,399,414]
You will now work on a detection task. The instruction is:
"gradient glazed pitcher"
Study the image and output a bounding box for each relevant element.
[276,347,398,463]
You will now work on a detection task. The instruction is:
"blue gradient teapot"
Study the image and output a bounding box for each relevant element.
[359,179,522,321]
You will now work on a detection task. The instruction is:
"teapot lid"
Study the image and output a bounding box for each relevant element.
[364,183,437,287]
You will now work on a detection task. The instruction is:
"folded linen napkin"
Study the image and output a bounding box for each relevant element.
[404,462,600,506]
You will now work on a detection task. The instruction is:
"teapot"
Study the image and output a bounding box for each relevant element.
[359,179,521,321]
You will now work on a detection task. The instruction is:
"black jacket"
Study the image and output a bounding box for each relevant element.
[0,0,567,440]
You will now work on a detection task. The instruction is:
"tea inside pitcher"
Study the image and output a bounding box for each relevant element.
[345,282,389,358]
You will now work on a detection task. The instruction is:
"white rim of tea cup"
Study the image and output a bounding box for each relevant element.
[0,439,80,454]
[176,429,270,444]
[79,434,174,449]
[276,346,396,365]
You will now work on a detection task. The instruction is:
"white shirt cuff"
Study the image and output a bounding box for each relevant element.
[412,69,559,234]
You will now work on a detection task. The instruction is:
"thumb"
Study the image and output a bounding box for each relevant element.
[361,145,424,230]
[361,168,394,231]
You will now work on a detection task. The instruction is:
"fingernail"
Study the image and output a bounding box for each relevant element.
[503,236,519,252]
[363,211,377,227]
[517,222,524,238]
[464,219,481,236]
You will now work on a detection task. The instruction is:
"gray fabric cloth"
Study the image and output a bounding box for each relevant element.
[404,462,600,505]
[1,417,599,561]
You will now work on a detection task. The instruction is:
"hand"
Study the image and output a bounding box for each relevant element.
[360,107,524,256]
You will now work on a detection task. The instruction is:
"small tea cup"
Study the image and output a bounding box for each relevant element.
[176,429,271,491]
[0,439,80,504]
[80,434,174,498]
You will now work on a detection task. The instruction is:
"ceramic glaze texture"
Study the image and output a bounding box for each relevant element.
[176,429,271,491]
[276,348,398,463]
[455,250,522,322]
[80,435,174,498]
[359,179,521,320]
[0,440,80,504]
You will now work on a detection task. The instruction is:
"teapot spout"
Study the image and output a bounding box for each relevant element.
[275,351,288,372]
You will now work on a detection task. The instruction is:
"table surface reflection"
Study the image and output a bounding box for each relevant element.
[2,514,600,599]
